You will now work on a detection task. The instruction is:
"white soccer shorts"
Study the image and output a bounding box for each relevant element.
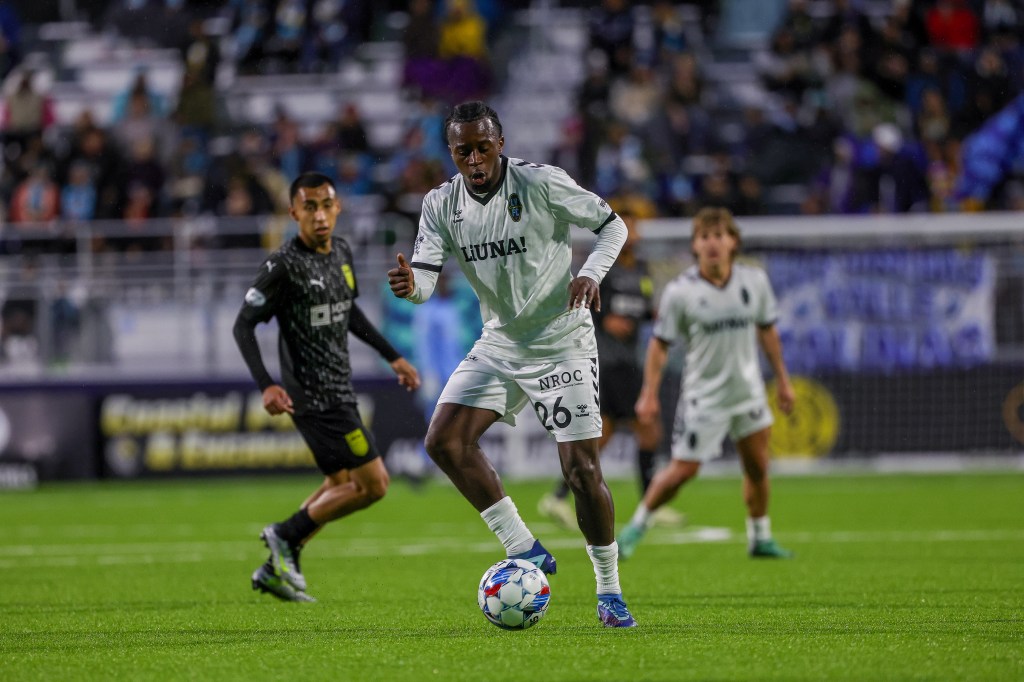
[670,403,775,462]
[437,354,603,442]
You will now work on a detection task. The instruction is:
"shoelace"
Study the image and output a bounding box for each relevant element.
[600,597,632,619]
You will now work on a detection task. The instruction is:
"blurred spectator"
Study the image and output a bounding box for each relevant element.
[854,122,929,213]
[302,0,355,72]
[232,0,270,74]
[649,1,688,66]
[9,163,59,224]
[609,61,661,130]
[173,67,217,134]
[56,126,123,220]
[956,47,1013,134]
[0,0,21,79]
[118,137,166,218]
[61,161,97,222]
[270,111,310,180]
[589,0,635,77]
[402,0,444,98]
[264,0,308,72]
[926,0,980,53]
[756,27,817,100]
[334,103,371,154]
[111,70,166,122]
[112,85,171,162]
[181,17,220,85]
[593,120,653,199]
[1,72,54,146]
[438,0,492,102]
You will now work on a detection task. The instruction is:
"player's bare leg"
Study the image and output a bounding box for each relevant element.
[736,427,792,558]
[424,402,556,574]
[558,438,636,626]
[617,459,700,560]
[306,459,388,523]
[557,438,614,545]
[423,403,505,510]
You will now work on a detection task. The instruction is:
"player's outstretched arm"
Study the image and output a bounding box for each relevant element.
[757,324,795,414]
[635,337,671,425]
[389,357,421,392]
[388,253,416,299]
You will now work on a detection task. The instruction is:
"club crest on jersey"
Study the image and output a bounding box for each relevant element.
[341,264,355,290]
[507,193,523,222]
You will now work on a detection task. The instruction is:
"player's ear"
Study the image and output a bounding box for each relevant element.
[497,136,504,152]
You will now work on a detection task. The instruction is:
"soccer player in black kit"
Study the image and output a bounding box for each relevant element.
[234,172,420,602]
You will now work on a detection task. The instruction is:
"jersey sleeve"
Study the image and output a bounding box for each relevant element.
[544,166,616,232]
[410,195,450,273]
[755,268,779,327]
[652,280,687,344]
[238,255,287,324]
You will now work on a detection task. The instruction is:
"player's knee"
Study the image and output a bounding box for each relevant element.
[360,474,389,503]
[564,456,601,492]
[423,431,463,464]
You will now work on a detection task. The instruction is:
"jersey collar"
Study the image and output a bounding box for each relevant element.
[464,155,508,206]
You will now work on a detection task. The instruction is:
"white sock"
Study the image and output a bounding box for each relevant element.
[746,516,772,546]
[630,503,653,530]
[587,543,622,595]
[481,496,535,556]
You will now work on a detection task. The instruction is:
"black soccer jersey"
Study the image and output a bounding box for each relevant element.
[593,258,655,368]
[238,236,361,412]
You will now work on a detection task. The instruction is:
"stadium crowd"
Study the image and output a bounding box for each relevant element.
[0,0,1022,244]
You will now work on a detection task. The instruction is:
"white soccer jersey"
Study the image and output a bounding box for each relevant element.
[410,156,619,362]
[654,263,779,417]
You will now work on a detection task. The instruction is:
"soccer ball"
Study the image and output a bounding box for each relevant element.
[477,558,551,630]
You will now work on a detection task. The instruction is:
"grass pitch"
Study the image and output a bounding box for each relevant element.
[1,471,1021,681]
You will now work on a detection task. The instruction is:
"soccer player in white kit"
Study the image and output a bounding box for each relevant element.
[617,207,797,560]
[388,101,637,627]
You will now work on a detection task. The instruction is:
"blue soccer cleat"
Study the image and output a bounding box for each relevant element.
[597,593,637,628]
[509,539,557,575]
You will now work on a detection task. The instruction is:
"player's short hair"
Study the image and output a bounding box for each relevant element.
[443,101,503,145]
[289,172,337,202]
[692,206,742,258]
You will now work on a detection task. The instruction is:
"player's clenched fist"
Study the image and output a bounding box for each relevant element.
[388,253,415,299]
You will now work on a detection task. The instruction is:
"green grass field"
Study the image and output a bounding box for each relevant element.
[1,471,1022,681]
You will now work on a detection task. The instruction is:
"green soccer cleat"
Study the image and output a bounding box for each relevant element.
[749,539,795,559]
[616,522,646,561]
[260,524,306,591]
[251,564,317,602]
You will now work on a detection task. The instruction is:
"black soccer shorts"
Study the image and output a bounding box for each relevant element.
[291,403,381,475]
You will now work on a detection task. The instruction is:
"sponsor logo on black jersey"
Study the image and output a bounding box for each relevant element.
[459,237,528,263]
[507,193,522,222]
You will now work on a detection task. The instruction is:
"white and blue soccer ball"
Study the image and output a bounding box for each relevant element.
[477,558,551,630]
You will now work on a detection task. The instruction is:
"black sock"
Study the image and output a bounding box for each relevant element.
[553,479,570,500]
[275,508,320,548]
[638,449,657,494]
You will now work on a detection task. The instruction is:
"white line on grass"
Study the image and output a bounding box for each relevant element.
[0,528,1022,569]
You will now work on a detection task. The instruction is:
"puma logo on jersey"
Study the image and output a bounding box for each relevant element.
[310,277,326,289]
[460,237,528,263]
